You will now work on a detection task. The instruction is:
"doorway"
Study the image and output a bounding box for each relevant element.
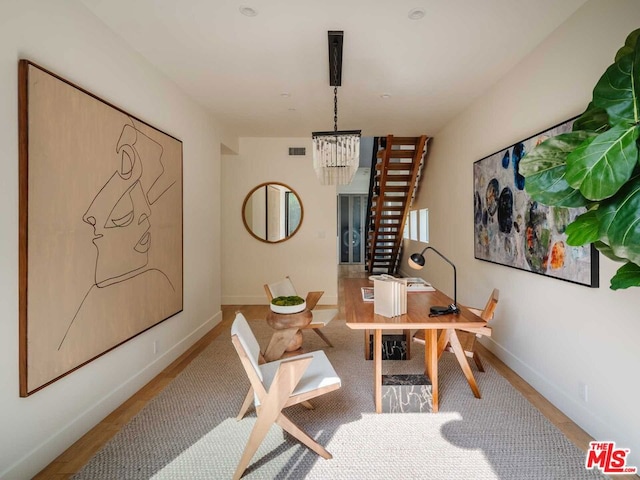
[338,194,367,265]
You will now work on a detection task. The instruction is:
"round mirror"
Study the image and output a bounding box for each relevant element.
[242,182,303,243]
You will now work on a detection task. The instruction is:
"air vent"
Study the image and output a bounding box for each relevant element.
[288,147,306,156]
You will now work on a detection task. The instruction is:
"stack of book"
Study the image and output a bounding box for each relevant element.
[373,277,407,318]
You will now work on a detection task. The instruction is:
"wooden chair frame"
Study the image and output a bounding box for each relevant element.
[231,314,340,479]
[446,288,499,371]
[413,289,499,396]
[235,345,317,421]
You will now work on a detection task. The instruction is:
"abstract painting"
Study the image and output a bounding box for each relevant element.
[473,118,598,287]
[19,60,183,395]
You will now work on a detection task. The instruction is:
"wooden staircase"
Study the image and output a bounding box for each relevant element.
[366,135,429,274]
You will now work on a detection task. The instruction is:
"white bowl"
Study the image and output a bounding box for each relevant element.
[270,301,306,314]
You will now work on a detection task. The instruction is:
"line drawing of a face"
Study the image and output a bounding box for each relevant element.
[57,119,179,353]
[83,121,164,287]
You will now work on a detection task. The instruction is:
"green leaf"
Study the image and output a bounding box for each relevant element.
[610,261,640,290]
[519,132,595,177]
[597,175,640,265]
[635,29,640,123]
[614,28,640,62]
[565,125,639,200]
[519,132,593,207]
[565,210,599,246]
[594,240,626,262]
[572,102,609,133]
[593,44,639,125]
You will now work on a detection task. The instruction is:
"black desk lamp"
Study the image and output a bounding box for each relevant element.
[408,246,459,315]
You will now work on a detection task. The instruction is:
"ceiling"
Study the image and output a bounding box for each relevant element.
[80,0,588,138]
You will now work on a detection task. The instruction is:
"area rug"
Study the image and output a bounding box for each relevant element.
[73,315,605,479]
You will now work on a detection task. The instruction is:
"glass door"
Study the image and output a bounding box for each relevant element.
[338,194,367,264]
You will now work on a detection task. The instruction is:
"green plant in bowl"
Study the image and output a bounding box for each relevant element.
[271,295,305,306]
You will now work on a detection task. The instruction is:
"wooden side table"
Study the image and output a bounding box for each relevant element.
[264,309,312,361]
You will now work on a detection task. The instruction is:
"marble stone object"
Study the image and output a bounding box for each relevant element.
[367,334,408,360]
[381,374,433,413]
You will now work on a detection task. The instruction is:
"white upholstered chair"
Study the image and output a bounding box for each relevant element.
[231,312,341,480]
[265,276,338,347]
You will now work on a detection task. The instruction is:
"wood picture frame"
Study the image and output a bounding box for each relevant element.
[473,118,599,288]
[19,60,184,396]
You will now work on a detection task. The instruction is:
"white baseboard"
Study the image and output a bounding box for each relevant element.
[1,312,221,480]
[481,336,609,446]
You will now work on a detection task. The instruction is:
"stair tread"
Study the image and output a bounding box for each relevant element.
[386,136,421,146]
[375,175,413,182]
[377,150,415,159]
[378,186,411,192]
[376,163,416,171]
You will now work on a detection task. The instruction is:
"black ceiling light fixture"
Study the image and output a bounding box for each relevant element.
[312,31,361,186]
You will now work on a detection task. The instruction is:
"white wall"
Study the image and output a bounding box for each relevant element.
[0,1,229,477]
[401,0,640,467]
[337,167,371,195]
[221,138,338,305]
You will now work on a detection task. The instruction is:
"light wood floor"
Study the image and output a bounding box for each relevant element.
[34,275,638,479]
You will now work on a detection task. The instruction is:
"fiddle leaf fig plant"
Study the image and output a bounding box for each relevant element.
[519,28,640,289]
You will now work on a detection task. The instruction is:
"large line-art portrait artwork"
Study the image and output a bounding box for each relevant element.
[19,61,183,395]
[473,118,598,287]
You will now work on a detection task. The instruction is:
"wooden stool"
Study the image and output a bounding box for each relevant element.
[265,309,312,360]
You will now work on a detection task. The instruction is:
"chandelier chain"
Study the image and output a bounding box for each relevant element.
[332,41,339,132]
[334,87,338,132]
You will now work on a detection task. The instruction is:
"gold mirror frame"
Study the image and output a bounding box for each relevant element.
[241,182,304,244]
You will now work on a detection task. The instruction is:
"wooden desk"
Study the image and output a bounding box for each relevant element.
[344,278,486,413]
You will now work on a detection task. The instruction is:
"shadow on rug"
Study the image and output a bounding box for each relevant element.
[73,316,605,479]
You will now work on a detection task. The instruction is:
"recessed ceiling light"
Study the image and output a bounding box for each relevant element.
[280,92,291,98]
[380,93,391,99]
[239,6,257,17]
[408,8,425,20]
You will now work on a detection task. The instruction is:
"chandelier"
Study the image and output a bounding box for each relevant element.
[312,31,361,186]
